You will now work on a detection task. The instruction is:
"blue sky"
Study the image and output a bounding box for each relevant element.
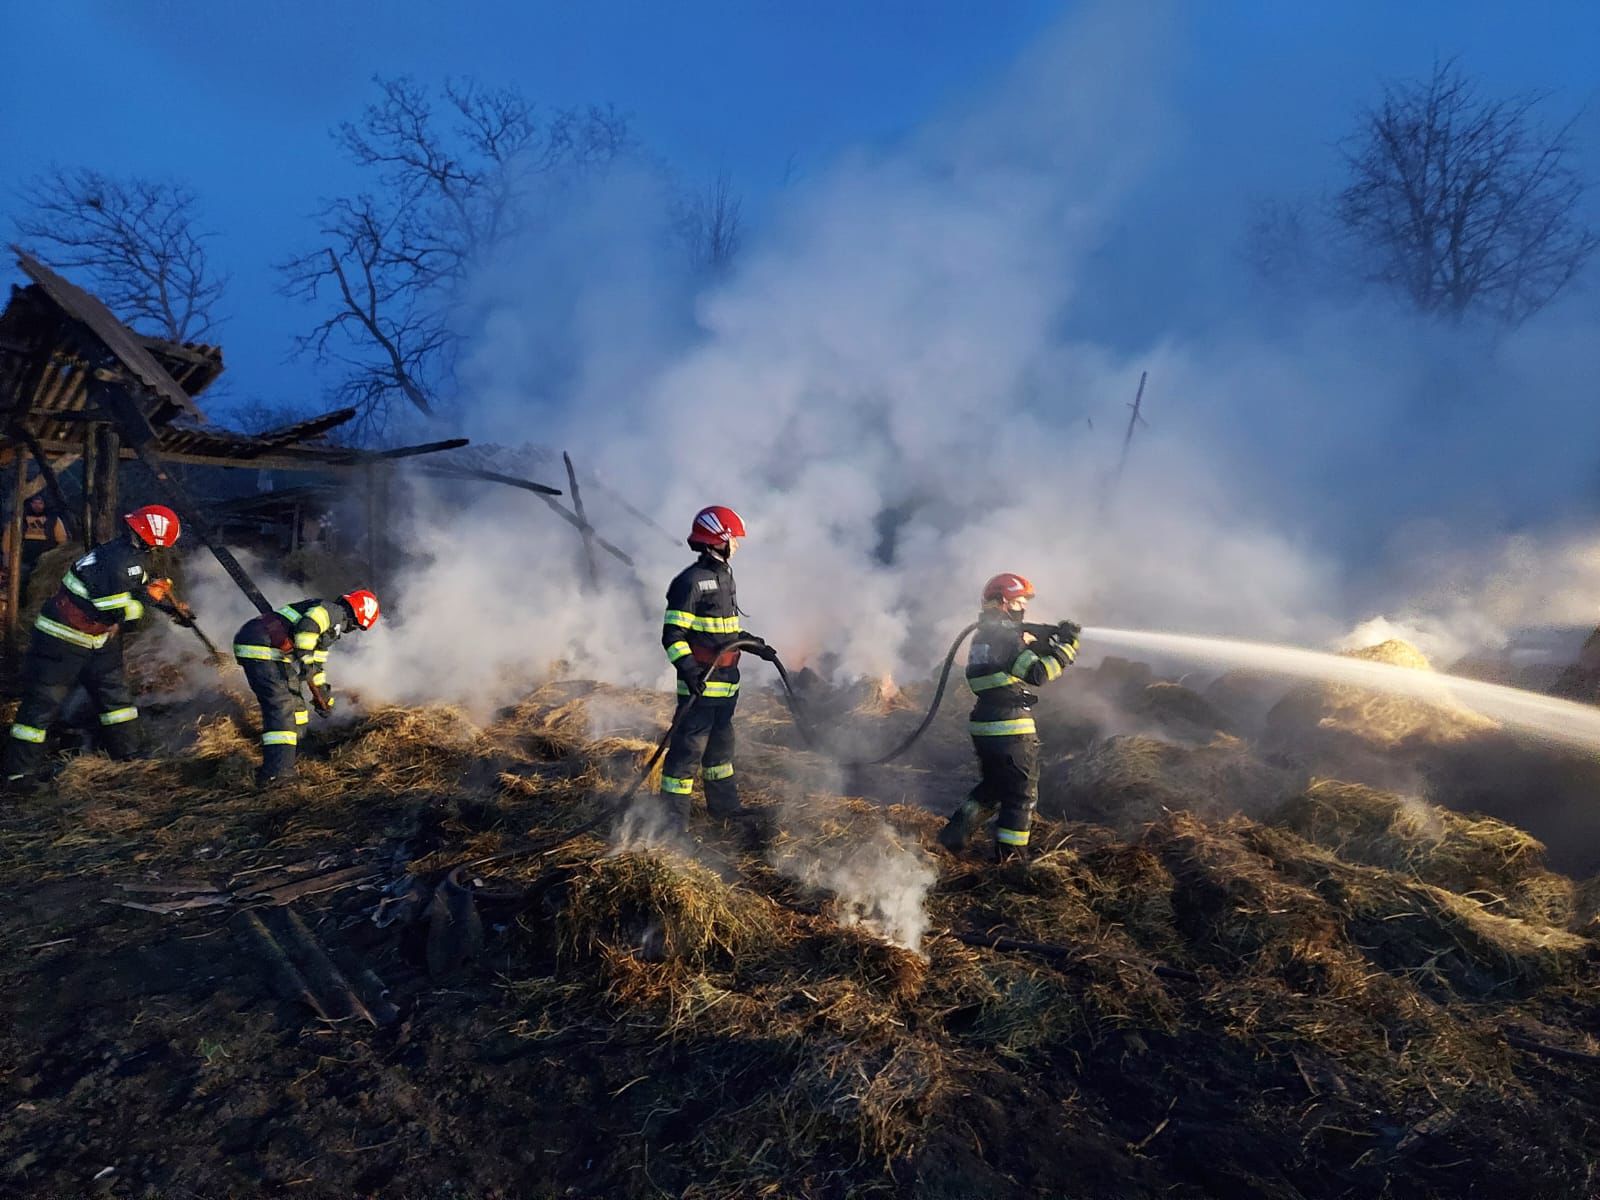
[2,1,1596,422]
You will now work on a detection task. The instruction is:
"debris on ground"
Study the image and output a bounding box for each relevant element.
[2,667,1598,1199]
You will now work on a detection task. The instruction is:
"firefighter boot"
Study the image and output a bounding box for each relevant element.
[256,739,298,788]
[98,717,143,762]
[938,799,986,853]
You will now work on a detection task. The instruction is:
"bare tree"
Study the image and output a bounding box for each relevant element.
[679,170,744,274]
[13,168,227,342]
[280,76,630,427]
[1336,60,1597,326]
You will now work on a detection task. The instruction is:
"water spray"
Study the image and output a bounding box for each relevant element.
[1084,627,1600,754]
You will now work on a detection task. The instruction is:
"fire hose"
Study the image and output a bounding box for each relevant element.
[473,621,1082,865]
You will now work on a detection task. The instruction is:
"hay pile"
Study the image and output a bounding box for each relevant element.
[1266,639,1496,757]
[1049,732,1302,831]
[1272,780,1575,926]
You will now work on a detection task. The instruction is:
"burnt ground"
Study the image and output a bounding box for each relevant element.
[1,673,1599,1200]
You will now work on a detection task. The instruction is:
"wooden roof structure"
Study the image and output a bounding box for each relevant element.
[0,247,475,471]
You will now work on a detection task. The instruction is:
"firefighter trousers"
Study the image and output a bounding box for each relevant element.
[943,733,1040,853]
[239,658,309,782]
[659,697,740,825]
[4,631,141,779]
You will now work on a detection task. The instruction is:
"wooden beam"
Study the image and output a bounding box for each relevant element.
[5,451,25,637]
[564,451,599,591]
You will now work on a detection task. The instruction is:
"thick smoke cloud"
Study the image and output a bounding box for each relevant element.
[306,1,1597,714]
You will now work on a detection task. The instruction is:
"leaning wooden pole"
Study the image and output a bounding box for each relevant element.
[96,378,274,615]
[563,451,599,591]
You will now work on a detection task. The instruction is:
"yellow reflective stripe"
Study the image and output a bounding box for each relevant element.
[969,718,1037,737]
[1040,657,1064,681]
[99,707,139,726]
[1010,649,1040,677]
[63,571,92,599]
[261,731,298,746]
[309,672,328,687]
[996,826,1032,846]
[293,632,320,651]
[306,605,332,633]
[293,710,310,726]
[666,641,693,663]
[968,671,1016,692]
[1056,642,1077,664]
[690,614,740,633]
[663,609,695,628]
[234,644,287,661]
[660,775,694,795]
[276,605,303,623]
[703,763,734,781]
[678,679,740,698]
[34,615,109,649]
[90,590,133,611]
[9,723,46,743]
[124,598,144,621]
[310,651,330,663]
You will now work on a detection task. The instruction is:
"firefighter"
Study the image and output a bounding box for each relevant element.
[232,590,381,786]
[3,504,190,791]
[938,573,1080,860]
[657,506,777,833]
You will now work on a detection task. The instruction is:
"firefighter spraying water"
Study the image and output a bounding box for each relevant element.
[936,572,1081,860]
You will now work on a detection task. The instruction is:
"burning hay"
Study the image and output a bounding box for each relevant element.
[1265,638,1496,756]
[2,679,1599,1199]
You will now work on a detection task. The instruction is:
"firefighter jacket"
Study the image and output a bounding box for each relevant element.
[965,610,1077,736]
[662,553,751,702]
[34,535,157,650]
[233,599,352,697]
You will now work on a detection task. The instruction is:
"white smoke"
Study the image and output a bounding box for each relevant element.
[769,793,939,953]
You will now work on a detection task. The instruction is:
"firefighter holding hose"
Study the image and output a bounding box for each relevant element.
[232,590,381,786]
[3,505,192,792]
[657,505,777,834]
[938,572,1080,860]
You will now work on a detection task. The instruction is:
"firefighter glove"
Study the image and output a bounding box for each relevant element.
[675,661,706,696]
[747,641,779,662]
[1053,620,1082,648]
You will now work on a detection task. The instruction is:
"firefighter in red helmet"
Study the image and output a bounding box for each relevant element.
[233,589,381,786]
[4,505,193,791]
[937,572,1080,860]
[657,506,776,833]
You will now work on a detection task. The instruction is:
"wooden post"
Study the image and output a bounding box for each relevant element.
[92,425,120,543]
[6,450,26,638]
[563,451,599,591]
[80,424,97,551]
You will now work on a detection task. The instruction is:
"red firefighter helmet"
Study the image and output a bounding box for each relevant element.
[687,505,746,549]
[125,504,181,548]
[982,572,1035,606]
[341,589,381,629]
